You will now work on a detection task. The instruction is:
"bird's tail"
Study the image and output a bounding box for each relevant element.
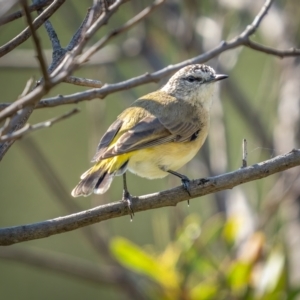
[71,155,130,197]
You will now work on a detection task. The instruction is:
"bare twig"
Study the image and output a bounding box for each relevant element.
[78,0,166,64]
[64,76,103,88]
[50,0,126,78]
[245,40,300,58]
[0,149,299,246]
[222,77,274,150]
[65,1,104,52]
[19,77,35,98]
[0,108,79,142]
[0,0,53,26]
[0,0,299,160]
[21,0,50,86]
[242,139,248,168]
[0,0,156,121]
[240,0,274,37]
[7,0,298,111]
[0,246,124,286]
[0,0,65,58]
[0,118,11,136]
[0,85,48,124]
[0,0,126,162]
[33,0,69,73]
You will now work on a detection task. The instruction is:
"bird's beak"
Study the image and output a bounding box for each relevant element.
[214,74,228,82]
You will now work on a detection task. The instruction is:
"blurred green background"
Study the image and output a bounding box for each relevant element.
[0,1,300,299]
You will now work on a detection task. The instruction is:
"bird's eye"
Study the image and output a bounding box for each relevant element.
[186,76,196,83]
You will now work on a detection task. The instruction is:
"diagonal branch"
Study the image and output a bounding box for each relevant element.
[64,76,103,88]
[0,149,299,246]
[1,0,296,112]
[78,0,166,64]
[0,0,65,58]
[49,0,126,77]
[21,0,50,86]
[0,0,127,162]
[244,40,300,57]
[0,0,160,121]
[18,137,150,300]
[0,246,123,286]
[0,108,79,142]
[0,0,53,26]
[239,0,274,38]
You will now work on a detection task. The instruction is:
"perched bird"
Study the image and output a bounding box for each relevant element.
[72,64,227,214]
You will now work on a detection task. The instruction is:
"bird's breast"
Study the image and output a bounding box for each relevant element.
[127,124,208,179]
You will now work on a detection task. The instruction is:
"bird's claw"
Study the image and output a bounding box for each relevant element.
[181,176,191,206]
[122,190,134,221]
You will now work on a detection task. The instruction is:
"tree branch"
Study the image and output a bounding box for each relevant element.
[21,0,50,86]
[0,0,126,161]
[0,246,123,286]
[0,0,160,122]
[18,137,150,300]
[0,149,299,246]
[48,0,126,77]
[0,0,53,26]
[77,0,166,65]
[0,108,79,142]
[245,39,300,58]
[0,0,65,58]
[63,76,103,88]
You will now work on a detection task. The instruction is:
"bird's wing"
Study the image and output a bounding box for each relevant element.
[91,119,123,162]
[158,112,201,143]
[99,113,200,160]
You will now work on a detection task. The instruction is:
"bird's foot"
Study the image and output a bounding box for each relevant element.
[181,176,191,195]
[122,189,134,221]
[181,175,191,206]
[167,169,192,206]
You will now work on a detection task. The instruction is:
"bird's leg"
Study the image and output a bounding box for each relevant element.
[122,173,134,220]
[167,170,191,205]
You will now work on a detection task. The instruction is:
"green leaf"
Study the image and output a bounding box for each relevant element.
[190,281,218,300]
[110,237,180,290]
[227,261,252,290]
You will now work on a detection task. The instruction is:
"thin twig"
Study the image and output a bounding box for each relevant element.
[0,0,126,162]
[8,0,298,111]
[0,0,150,121]
[0,246,124,286]
[50,0,125,78]
[78,0,166,64]
[65,1,104,52]
[64,76,103,88]
[239,0,274,38]
[0,118,11,136]
[0,108,79,142]
[242,139,248,168]
[222,76,274,150]
[245,40,300,58]
[0,0,65,58]
[0,0,53,26]
[37,8,64,65]
[0,149,299,246]
[0,0,299,160]
[19,77,35,98]
[21,0,50,87]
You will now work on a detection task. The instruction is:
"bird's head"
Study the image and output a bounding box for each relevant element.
[161,64,228,109]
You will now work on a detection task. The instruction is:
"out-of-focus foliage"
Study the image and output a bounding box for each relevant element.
[111,214,295,300]
[0,1,299,299]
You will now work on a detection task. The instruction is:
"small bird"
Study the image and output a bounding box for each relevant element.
[72,64,227,215]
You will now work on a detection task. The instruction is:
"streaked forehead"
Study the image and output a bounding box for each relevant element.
[175,64,215,79]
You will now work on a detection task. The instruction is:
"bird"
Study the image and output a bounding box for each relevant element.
[71,64,227,216]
